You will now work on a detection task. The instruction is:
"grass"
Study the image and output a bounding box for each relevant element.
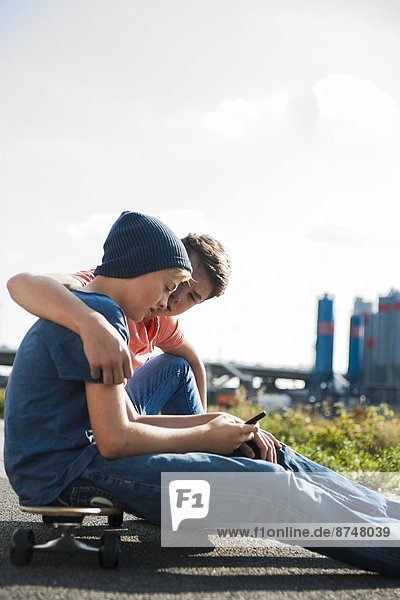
[211,400,400,476]
[218,400,400,495]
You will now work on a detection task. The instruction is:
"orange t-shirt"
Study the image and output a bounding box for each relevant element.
[72,270,184,370]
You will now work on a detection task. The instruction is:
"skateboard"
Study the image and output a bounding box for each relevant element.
[10,506,124,568]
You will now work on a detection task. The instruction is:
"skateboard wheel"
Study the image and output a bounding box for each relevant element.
[10,527,35,565]
[98,533,120,568]
[108,512,123,528]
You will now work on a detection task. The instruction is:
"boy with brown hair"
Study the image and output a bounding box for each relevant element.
[7,230,232,412]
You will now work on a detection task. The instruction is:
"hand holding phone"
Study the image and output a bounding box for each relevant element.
[245,411,267,425]
[242,411,281,462]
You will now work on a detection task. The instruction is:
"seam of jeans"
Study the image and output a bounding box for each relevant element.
[81,469,133,485]
[144,368,186,411]
[181,370,198,415]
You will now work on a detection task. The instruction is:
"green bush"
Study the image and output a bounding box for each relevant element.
[213,401,400,474]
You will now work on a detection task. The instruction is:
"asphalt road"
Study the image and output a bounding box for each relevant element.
[1,419,400,600]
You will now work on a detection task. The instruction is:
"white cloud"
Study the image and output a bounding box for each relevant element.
[66,209,220,244]
[314,73,399,134]
[201,110,247,139]
[155,209,218,238]
[66,212,118,240]
[307,223,370,248]
[200,91,290,138]
[219,99,260,118]
[260,91,291,116]
[307,222,400,250]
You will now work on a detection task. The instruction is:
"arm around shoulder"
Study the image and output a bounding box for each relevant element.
[7,272,83,317]
[7,272,133,384]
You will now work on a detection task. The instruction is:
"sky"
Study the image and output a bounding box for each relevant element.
[1,0,400,375]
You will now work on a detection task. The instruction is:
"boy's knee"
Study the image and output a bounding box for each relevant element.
[159,354,191,373]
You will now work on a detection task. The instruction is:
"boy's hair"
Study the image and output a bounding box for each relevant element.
[169,267,192,284]
[181,234,231,299]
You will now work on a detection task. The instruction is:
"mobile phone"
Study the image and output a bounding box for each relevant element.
[245,411,267,424]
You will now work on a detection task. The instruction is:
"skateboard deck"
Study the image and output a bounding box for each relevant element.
[10,505,124,568]
[21,505,122,518]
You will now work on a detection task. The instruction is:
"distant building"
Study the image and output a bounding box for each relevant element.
[347,290,400,407]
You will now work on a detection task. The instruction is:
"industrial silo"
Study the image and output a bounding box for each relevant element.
[347,297,372,385]
[392,293,400,380]
[363,312,379,386]
[347,314,363,383]
[314,293,334,382]
[364,290,400,406]
[376,293,392,383]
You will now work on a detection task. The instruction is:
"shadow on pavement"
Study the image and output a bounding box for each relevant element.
[1,477,400,598]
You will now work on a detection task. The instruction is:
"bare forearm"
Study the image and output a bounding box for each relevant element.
[106,421,208,457]
[7,273,89,334]
[87,381,256,459]
[97,414,251,458]
[96,392,214,456]
[135,413,218,428]
[8,272,133,383]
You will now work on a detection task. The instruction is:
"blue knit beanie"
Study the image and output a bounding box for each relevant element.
[94,211,192,279]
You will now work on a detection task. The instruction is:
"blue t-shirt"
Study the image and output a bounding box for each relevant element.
[4,290,129,506]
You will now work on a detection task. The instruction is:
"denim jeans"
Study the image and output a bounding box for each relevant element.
[124,354,203,416]
[59,355,400,577]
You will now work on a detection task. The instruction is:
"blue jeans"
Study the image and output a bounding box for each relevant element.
[124,354,204,416]
[59,355,400,577]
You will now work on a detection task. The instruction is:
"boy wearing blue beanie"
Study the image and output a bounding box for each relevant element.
[7,212,400,578]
